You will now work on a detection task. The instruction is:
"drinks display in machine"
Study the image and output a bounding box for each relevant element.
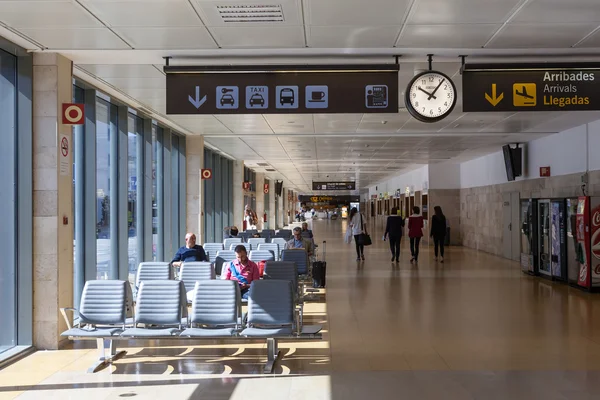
[566,198,580,285]
[550,200,567,281]
[520,199,535,274]
[538,200,551,277]
[590,197,600,287]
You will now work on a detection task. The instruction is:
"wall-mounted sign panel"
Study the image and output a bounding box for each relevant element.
[463,63,600,112]
[298,195,360,205]
[312,181,356,190]
[165,65,399,115]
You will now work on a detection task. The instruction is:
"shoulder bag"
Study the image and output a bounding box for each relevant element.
[358,214,372,246]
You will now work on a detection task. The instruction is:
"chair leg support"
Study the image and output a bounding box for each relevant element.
[264,338,281,374]
[88,338,127,374]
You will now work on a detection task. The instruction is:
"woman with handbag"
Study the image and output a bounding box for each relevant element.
[349,207,369,261]
[408,206,424,263]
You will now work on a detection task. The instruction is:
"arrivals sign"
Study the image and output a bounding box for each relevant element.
[165,64,399,115]
[312,181,356,190]
[462,63,600,112]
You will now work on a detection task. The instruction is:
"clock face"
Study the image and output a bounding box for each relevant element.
[406,71,456,123]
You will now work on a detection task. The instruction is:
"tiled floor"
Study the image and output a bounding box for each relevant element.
[3,217,600,399]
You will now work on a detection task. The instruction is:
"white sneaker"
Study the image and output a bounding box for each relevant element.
[440,257,444,263]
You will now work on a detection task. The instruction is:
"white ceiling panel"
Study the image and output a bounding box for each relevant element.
[171,115,230,134]
[511,0,600,24]
[116,27,217,49]
[84,1,202,27]
[313,114,361,133]
[488,23,597,48]
[308,26,400,48]
[397,24,500,48]
[215,115,274,133]
[264,114,315,133]
[305,0,411,26]
[19,28,129,50]
[578,28,600,47]
[409,0,522,24]
[102,77,165,89]
[0,1,101,28]
[79,64,163,78]
[210,26,305,48]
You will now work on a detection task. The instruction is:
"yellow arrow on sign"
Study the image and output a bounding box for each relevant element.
[485,84,504,106]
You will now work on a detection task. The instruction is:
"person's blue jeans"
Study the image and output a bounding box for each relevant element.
[241,287,250,300]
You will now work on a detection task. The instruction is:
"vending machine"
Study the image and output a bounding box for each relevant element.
[550,200,567,281]
[520,199,536,275]
[566,198,580,286]
[537,200,552,278]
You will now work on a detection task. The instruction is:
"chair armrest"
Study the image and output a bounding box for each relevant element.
[60,307,79,330]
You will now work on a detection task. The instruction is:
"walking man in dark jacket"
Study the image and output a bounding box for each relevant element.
[384,207,405,263]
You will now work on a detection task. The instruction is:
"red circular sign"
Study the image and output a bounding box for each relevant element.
[264,188,269,194]
[61,137,69,157]
[201,169,212,179]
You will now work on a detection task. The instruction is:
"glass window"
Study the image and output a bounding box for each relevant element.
[0,49,17,354]
[152,125,158,260]
[128,114,140,284]
[96,99,111,279]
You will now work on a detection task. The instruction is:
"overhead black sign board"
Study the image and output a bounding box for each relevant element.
[312,181,356,190]
[165,64,399,115]
[299,195,360,204]
[463,63,600,112]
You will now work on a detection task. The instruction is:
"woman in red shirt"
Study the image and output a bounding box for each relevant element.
[408,206,424,263]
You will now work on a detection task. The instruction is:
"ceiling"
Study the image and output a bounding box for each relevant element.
[3,0,600,192]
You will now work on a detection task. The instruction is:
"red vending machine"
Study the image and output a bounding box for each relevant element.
[576,196,600,290]
[576,197,591,289]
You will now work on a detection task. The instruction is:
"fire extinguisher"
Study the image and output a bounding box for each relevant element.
[264,212,267,222]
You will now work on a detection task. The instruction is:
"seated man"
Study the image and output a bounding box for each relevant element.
[224,226,239,239]
[301,222,314,239]
[171,232,207,268]
[284,227,314,257]
[222,244,260,299]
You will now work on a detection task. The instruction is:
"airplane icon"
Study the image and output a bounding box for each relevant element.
[512,83,536,107]
[515,86,534,99]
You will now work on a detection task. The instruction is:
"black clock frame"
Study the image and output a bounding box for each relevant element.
[405,70,457,123]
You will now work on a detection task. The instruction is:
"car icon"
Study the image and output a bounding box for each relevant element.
[220,94,235,106]
[249,93,264,107]
[280,88,295,105]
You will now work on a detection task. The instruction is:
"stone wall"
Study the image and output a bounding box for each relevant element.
[459,171,600,257]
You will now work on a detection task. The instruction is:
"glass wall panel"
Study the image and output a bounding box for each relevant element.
[0,49,17,354]
[127,114,140,283]
[96,99,112,279]
[152,125,158,260]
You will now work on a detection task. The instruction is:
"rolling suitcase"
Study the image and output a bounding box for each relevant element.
[312,240,326,288]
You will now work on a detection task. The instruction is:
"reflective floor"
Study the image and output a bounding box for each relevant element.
[3,217,600,399]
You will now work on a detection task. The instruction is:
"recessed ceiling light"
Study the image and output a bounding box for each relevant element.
[381,121,388,124]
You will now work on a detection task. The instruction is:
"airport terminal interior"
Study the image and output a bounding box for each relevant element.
[6,0,600,399]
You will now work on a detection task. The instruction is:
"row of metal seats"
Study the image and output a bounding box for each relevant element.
[205,240,284,262]
[61,278,322,373]
[231,229,293,243]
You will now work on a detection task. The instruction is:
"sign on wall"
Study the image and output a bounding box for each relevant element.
[463,63,600,112]
[540,166,551,177]
[62,103,84,125]
[165,65,399,115]
[264,183,269,194]
[201,168,212,180]
[312,181,356,190]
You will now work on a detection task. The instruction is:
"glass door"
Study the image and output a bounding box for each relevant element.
[538,200,551,276]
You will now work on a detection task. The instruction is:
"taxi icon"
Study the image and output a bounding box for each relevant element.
[249,93,265,107]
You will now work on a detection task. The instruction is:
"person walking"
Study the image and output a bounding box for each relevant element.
[408,206,424,263]
[384,207,405,263]
[349,207,367,261]
[430,206,447,262]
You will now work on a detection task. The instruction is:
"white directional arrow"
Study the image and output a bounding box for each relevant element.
[188,86,207,109]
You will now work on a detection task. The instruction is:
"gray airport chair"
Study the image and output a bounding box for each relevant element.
[203,243,224,262]
[180,262,215,293]
[229,242,250,253]
[121,280,187,337]
[135,262,172,293]
[238,232,250,242]
[248,237,266,249]
[249,250,275,263]
[258,243,280,261]
[60,280,132,372]
[180,280,241,337]
[224,237,242,249]
[216,250,237,276]
[271,237,288,251]
[281,249,309,275]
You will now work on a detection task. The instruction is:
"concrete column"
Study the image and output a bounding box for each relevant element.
[255,172,265,230]
[282,188,288,227]
[268,179,276,230]
[233,160,244,229]
[186,136,204,243]
[32,53,73,349]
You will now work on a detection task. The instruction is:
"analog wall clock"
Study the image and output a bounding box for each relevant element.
[405,70,457,123]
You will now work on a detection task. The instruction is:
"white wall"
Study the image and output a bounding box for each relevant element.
[429,162,461,189]
[369,165,429,196]
[460,150,509,188]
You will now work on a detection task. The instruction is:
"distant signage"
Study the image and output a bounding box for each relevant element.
[540,166,551,177]
[165,64,399,115]
[312,181,356,190]
[371,195,378,199]
[242,182,250,191]
[263,183,269,194]
[298,195,360,205]
[62,103,84,125]
[463,63,600,112]
[201,169,212,180]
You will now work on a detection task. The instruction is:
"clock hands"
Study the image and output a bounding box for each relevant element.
[428,78,446,100]
[417,87,436,100]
